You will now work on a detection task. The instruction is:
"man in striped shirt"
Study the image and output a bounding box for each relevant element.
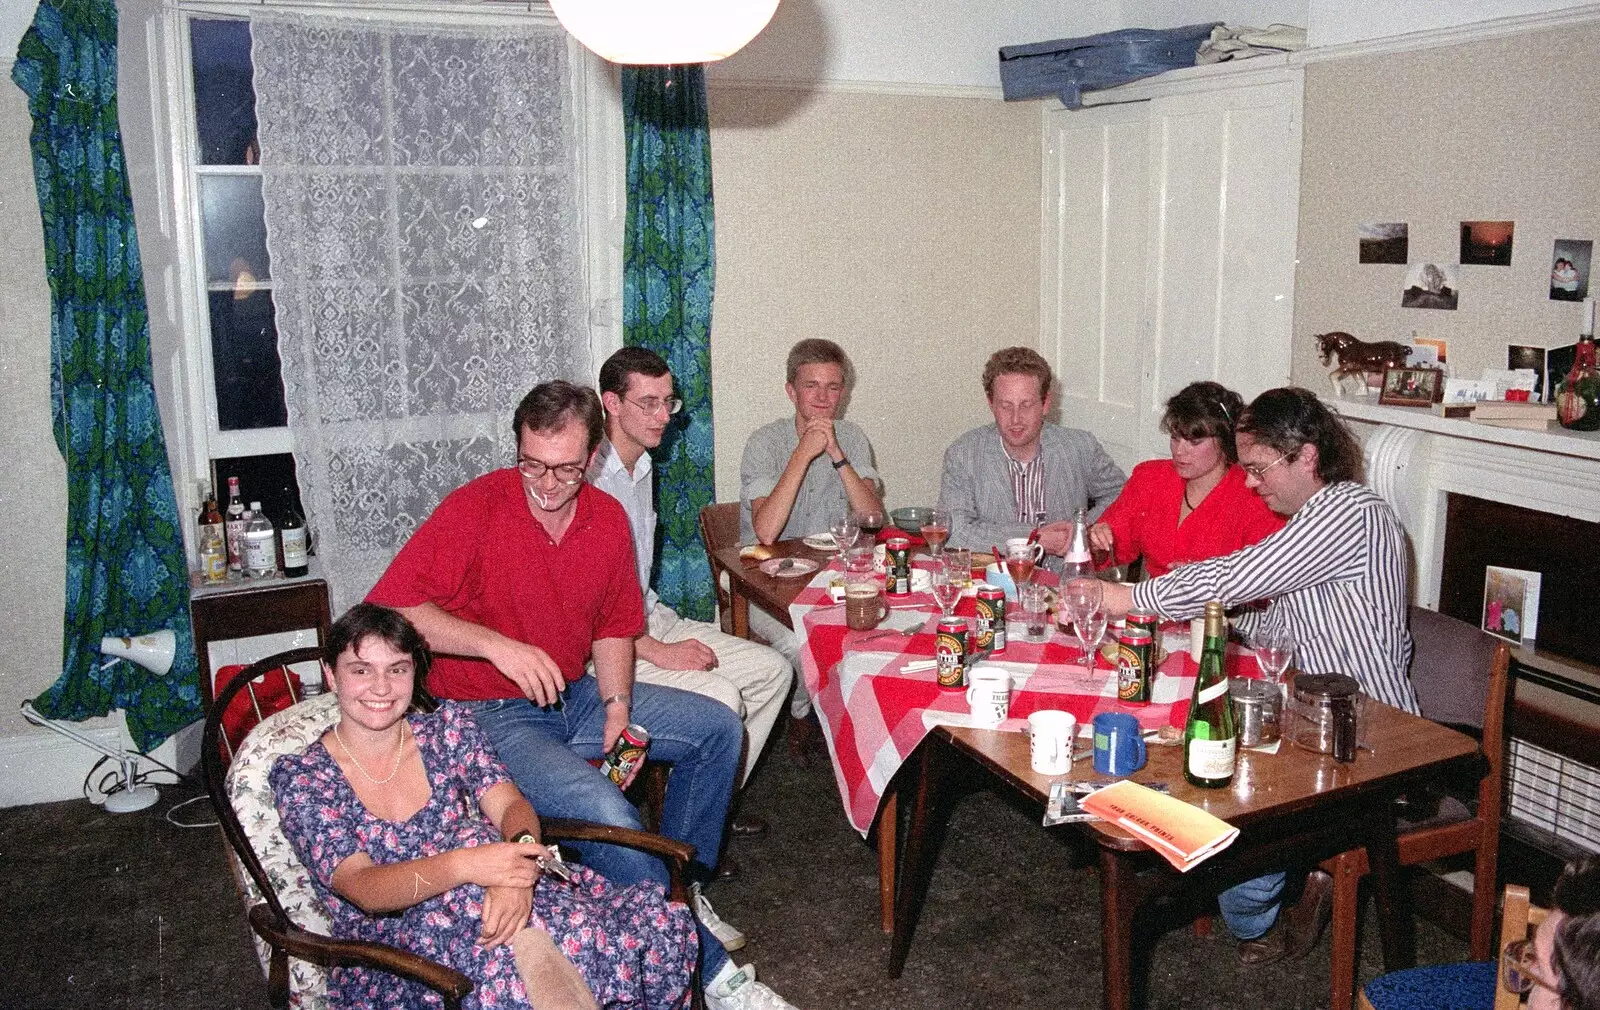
[1103,386,1417,966]
[939,347,1125,564]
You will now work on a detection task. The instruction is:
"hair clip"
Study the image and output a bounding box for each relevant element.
[1216,400,1232,422]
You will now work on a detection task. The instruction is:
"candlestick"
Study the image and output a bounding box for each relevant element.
[1584,296,1595,337]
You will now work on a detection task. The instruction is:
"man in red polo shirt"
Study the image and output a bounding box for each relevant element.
[368,381,770,1002]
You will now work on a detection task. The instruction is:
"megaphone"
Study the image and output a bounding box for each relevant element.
[100,629,177,677]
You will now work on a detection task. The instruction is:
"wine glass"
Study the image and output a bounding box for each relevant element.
[1004,540,1042,588]
[1073,606,1109,667]
[1058,576,1102,629]
[854,508,886,545]
[1252,625,1295,691]
[921,506,952,558]
[930,557,961,618]
[829,509,860,563]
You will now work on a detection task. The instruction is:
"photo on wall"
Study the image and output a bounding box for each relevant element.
[1402,263,1459,310]
[1357,222,1408,264]
[1483,565,1541,645]
[1460,221,1514,266]
[1549,239,1592,301]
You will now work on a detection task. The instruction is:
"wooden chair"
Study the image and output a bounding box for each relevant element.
[1356,882,1548,1010]
[1326,606,1513,1010]
[203,649,699,1010]
[698,501,745,636]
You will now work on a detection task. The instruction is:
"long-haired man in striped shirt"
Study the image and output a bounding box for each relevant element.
[1103,386,1418,966]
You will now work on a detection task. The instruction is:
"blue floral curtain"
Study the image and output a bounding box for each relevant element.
[13,0,202,750]
[623,65,716,622]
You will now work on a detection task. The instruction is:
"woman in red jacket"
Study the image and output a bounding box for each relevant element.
[1089,381,1284,578]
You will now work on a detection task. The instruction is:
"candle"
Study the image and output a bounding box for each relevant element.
[1585,296,1595,336]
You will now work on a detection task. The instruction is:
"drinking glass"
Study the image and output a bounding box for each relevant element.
[1058,576,1103,631]
[829,509,860,562]
[921,506,952,558]
[1252,625,1296,688]
[854,508,886,545]
[1004,541,1042,588]
[947,548,974,589]
[1019,583,1051,643]
[1073,607,1109,666]
[930,558,961,618]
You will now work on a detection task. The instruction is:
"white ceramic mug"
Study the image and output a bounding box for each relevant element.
[1004,537,1046,563]
[1028,709,1077,776]
[965,665,1012,728]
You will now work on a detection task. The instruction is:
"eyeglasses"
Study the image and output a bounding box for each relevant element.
[1242,451,1295,480]
[517,457,586,484]
[625,395,683,416]
[1501,938,1561,997]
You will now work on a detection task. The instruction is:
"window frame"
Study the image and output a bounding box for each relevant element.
[146,0,625,560]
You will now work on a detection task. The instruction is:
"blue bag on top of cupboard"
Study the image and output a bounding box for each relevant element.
[998,22,1220,109]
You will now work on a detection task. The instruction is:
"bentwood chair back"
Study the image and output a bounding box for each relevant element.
[204,650,700,1010]
[1356,882,1548,1010]
[698,502,743,634]
[1326,606,1513,1010]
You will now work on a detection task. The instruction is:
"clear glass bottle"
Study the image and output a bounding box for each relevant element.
[1061,507,1093,581]
[243,501,277,578]
[197,480,228,585]
[1183,600,1236,788]
[223,476,247,572]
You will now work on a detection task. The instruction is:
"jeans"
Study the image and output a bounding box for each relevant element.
[465,676,743,976]
[1218,871,1287,940]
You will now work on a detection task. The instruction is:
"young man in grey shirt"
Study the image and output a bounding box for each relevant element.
[740,339,884,717]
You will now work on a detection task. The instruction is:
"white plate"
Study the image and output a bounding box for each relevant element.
[760,557,820,578]
[802,534,836,550]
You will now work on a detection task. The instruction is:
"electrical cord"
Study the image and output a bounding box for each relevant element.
[77,749,218,828]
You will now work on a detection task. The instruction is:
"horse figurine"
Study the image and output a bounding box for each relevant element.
[1316,331,1411,396]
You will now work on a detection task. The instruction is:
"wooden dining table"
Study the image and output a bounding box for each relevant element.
[891,708,1482,1010]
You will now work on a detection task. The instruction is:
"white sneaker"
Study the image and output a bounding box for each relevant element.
[692,881,747,951]
[705,964,798,1010]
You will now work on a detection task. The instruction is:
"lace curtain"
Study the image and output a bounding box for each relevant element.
[252,13,588,613]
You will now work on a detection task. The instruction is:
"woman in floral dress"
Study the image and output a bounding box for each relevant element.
[270,603,698,1010]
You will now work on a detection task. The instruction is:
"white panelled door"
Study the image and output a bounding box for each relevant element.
[1040,67,1303,473]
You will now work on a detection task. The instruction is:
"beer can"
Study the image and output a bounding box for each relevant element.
[600,723,650,785]
[1126,608,1160,639]
[1116,626,1153,705]
[935,617,969,688]
[974,584,1007,654]
[885,537,912,595]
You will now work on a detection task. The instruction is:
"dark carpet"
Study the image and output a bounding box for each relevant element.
[0,718,1473,1009]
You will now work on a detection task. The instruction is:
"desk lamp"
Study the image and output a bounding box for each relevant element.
[20,630,178,814]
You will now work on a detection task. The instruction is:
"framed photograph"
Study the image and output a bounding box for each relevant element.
[1549,239,1592,302]
[1358,222,1408,264]
[1378,366,1443,407]
[1483,566,1541,644]
[1402,262,1460,310]
[1460,220,1514,266]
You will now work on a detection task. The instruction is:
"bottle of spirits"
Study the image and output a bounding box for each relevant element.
[223,476,247,573]
[1061,507,1093,581]
[1183,600,1237,788]
[243,501,278,578]
[197,480,228,585]
[279,486,309,578]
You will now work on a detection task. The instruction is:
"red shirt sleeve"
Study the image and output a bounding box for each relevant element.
[1095,461,1165,569]
[367,481,483,614]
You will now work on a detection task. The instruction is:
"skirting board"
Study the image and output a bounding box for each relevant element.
[0,717,202,808]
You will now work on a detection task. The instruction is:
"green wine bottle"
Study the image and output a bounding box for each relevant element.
[1183,600,1236,788]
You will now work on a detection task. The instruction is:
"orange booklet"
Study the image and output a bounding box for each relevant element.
[1079,779,1240,872]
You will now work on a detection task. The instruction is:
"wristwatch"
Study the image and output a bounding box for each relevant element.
[510,830,539,845]
[832,455,850,470]
[601,691,632,709]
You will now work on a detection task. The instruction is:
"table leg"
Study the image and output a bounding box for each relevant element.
[877,790,897,934]
[730,587,750,640]
[888,736,952,978]
[1098,847,1138,1010]
[1366,806,1415,973]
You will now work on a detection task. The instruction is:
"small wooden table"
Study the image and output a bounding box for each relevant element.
[189,567,332,707]
[890,707,1483,1010]
[713,539,833,638]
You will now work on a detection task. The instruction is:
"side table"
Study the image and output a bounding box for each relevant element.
[190,566,332,708]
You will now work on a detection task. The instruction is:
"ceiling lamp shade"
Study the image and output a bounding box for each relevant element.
[550,0,780,65]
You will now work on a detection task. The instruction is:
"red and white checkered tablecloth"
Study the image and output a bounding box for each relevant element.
[789,563,1255,836]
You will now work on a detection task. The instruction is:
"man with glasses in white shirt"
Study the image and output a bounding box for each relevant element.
[591,348,793,952]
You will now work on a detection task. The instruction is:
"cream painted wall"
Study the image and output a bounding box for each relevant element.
[0,84,71,742]
[707,85,1040,512]
[1292,22,1600,388]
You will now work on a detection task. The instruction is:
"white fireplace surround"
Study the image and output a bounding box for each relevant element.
[1328,394,1600,611]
